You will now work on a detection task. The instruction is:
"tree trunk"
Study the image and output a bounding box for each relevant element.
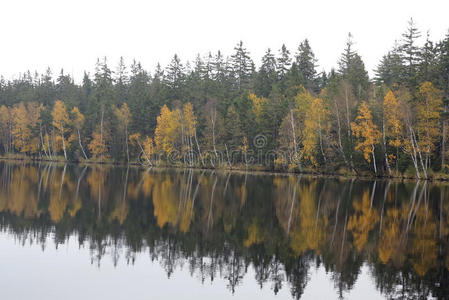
[194,129,204,167]
[372,144,377,175]
[61,125,67,160]
[409,133,421,179]
[137,140,152,166]
[443,105,448,169]
[125,125,129,163]
[225,144,232,168]
[410,127,427,179]
[333,96,350,169]
[77,128,88,160]
[211,108,218,161]
[40,124,49,159]
[290,109,298,156]
[382,116,391,175]
[318,114,326,163]
[100,108,104,163]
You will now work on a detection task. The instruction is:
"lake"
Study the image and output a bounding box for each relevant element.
[0,162,448,299]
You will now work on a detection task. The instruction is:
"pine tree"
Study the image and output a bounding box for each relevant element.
[418,32,438,83]
[401,18,422,88]
[338,33,369,99]
[128,61,153,135]
[114,56,129,104]
[230,41,254,91]
[374,43,404,87]
[277,44,291,79]
[295,39,318,91]
[256,48,277,97]
[164,54,185,99]
[225,105,243,151]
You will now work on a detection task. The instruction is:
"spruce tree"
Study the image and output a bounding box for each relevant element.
[277,44,291,79]
[401,18,421,88]
[296,39,318,91]
[256,48,277,97]
[230,41,254,91]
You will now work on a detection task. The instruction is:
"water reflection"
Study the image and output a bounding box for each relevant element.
[0,162,448,299]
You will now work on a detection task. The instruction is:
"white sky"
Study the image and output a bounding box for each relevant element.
[1,0,448,82]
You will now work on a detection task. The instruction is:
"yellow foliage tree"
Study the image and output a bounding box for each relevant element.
[351,101,382,173]
[249,93,267,124]
[155,105,181,159]
[383,91,404,170]
[302,98,329,167]
[88,124,109,159]
[11,102,30,153]
[416,81,442,171]
[0,105,12,153]
[129,133,154,165]
[51,100,70,160]
[70,107,88,159]
[11,102,41,154]
[183,102,197,165]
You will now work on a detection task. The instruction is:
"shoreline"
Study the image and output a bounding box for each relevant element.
[1,156,448,182]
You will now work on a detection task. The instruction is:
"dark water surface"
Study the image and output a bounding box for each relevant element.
[0,162,448,299]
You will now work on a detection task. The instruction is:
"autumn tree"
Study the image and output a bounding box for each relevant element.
[129,133,154,166]
[302,97,329,167]
[11,102,30,153]
[88,124,109,160]
[88,107,110,160]
[26,102,43,156]
[11,102,41,155]
[70,107,88,160]
[155,105,181,159]
[51,100,70,160]
[351,101,382,174]
[415,82,442,171]
[182,102,198,166]
[383,90,404,172]
[0,105,12,153]
[114,103,131,162]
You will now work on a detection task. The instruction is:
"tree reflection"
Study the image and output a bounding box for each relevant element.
[0,162,448,299]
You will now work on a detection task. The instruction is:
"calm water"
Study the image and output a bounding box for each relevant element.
[0,162,448,300]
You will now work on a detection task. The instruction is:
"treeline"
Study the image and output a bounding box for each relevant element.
[1,19,449,177]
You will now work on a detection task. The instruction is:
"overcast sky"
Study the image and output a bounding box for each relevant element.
[1,0,448,82]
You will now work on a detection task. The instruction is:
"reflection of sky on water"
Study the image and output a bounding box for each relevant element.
[0,234,382,300]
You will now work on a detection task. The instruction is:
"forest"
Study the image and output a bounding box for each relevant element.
[1,19,449,178]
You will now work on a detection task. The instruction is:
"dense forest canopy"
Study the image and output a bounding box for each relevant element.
[1,19,449,178]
